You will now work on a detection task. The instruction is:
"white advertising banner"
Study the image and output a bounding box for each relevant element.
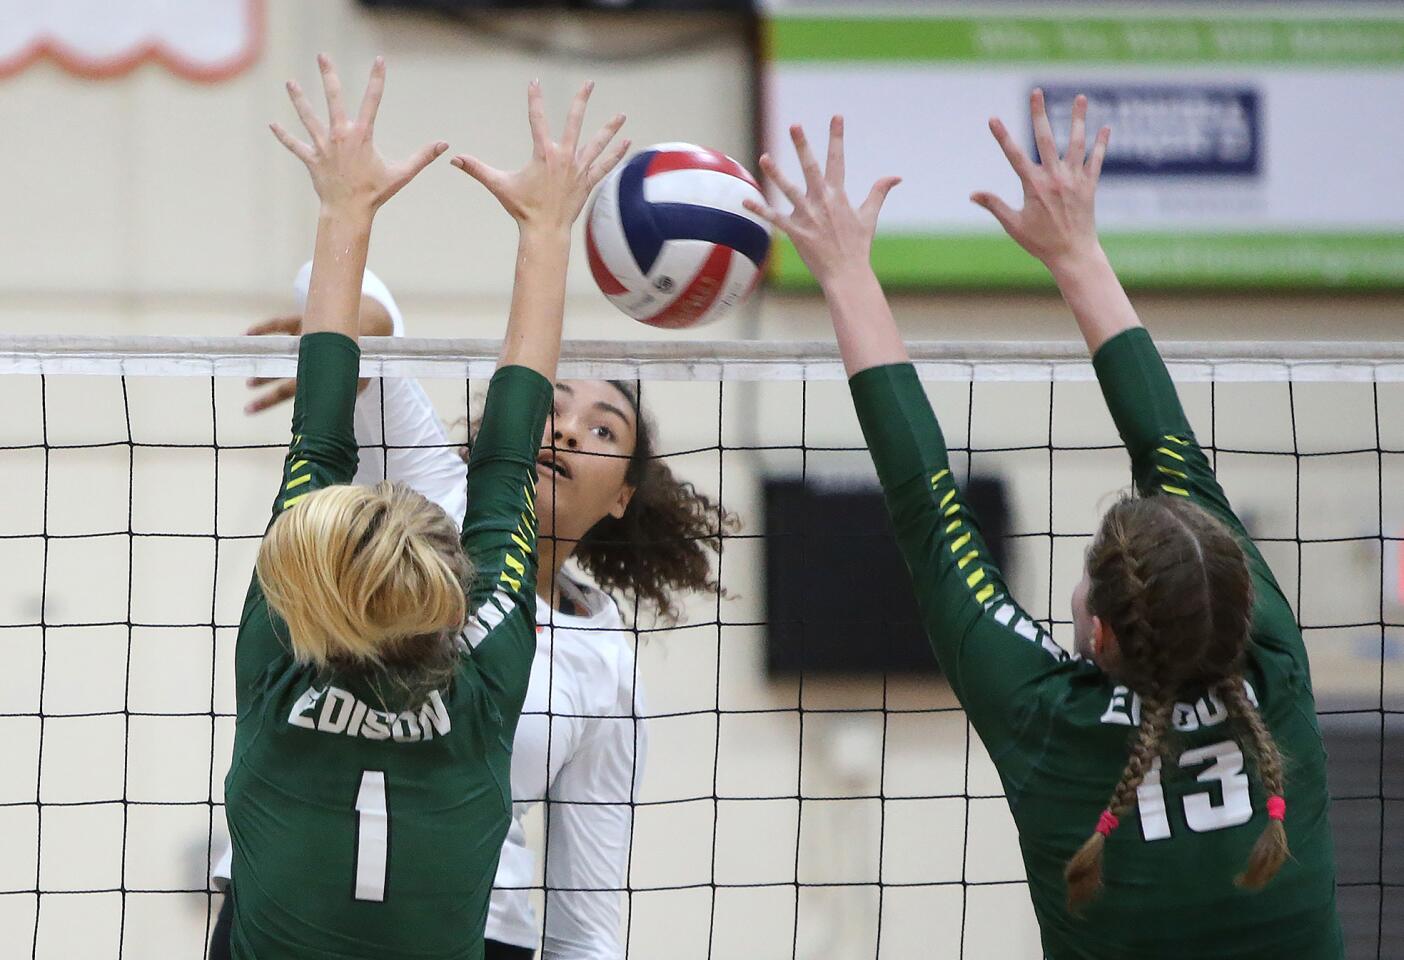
[763,7,1404,289]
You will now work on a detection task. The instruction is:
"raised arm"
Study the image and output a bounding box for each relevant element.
[750,118,902,377]
[235,55,446,698]
[974,89,1307,674]
[264,56,447,516]
[747,119,1068,755]
[272,55,446,344]
[971,90,1129,354]
[454,80,628,380]
[452,83,629,705]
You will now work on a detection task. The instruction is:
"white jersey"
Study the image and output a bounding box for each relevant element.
[487,576,645,959]
[215,266,646,960]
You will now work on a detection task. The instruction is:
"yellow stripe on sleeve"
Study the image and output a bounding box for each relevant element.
[966,568,986,588]
[285,474,311,491]
[1164,435,1190,446]
[1161,484,1190,497]
[950,532,972,553]
[1156,446,1186,462]
[975,584,995,604]
[944,504,960,517]
[939,489,956,509]
[282,493,310,509]
[1156,465,1188,479]
[945,520,962,534]
[289,459,308,474]
[930,469,950,487]
[957,550,980,569]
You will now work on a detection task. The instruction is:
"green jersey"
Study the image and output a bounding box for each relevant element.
[850,328,1341,960]
[224,332,552,960]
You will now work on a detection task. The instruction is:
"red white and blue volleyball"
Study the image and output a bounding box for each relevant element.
[586,143,771,329]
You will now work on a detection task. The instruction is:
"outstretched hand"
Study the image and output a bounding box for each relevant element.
[271,55,447,217]
[743,117,900,288]
[452,81,628,233]
[972,89,1110,271]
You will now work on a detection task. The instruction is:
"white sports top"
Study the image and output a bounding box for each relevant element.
[215,264,646,959]
[488,579,645,959]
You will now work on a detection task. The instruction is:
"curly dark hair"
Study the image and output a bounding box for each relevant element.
[462,381,737,623]
[571,381,738,623]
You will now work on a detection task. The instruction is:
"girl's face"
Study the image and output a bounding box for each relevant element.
[535,380,638,542]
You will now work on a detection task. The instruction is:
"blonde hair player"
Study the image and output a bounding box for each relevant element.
[218,55,627,960]
[213,262,728,960]
[746,92,1342,958]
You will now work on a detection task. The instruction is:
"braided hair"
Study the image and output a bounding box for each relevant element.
[1217,677,1290,888]
[1064,495,1288,910]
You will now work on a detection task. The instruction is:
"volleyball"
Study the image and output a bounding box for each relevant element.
[585,142,771,329]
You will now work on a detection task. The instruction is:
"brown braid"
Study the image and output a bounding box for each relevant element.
[1066,504,1180,910]
[1066,494,1286,910]
[1217,678,1291,889]
[1065,696,1173,910]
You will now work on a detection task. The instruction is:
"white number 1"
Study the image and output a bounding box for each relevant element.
[1138,740,1253,841]
[354,770,389,902]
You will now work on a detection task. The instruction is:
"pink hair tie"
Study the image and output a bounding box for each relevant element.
[1266,795,1286,822]
[1095,809,1120,837]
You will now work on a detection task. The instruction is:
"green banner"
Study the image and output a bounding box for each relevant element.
[771,233,1404,291]
[768,15,1404,66]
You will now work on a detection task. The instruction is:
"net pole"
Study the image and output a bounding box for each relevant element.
[31,374,50,959]
[1373,381,1387,960]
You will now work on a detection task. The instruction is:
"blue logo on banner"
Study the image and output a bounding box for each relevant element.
[1037,85,1261,177]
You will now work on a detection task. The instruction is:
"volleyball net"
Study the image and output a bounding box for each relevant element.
[0,335,1399,959]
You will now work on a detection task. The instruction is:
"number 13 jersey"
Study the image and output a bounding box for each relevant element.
[849,328,1341,960]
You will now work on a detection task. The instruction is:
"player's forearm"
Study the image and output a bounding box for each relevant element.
[1091,326,1193,462]
[301,209,374,340]
[848,364,1005,683]
[849,362,950,492]
[1047,246,1141,355]
[820,264,909,378]
[498,224,571,380]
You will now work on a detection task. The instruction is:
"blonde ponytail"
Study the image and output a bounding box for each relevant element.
[256,481,471,676]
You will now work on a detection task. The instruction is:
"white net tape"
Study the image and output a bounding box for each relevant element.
[4,334,1404,382]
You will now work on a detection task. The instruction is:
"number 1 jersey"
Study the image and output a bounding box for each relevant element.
[224,334,553,960]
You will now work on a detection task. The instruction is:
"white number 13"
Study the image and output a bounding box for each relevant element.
[1137,740,1253,841]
